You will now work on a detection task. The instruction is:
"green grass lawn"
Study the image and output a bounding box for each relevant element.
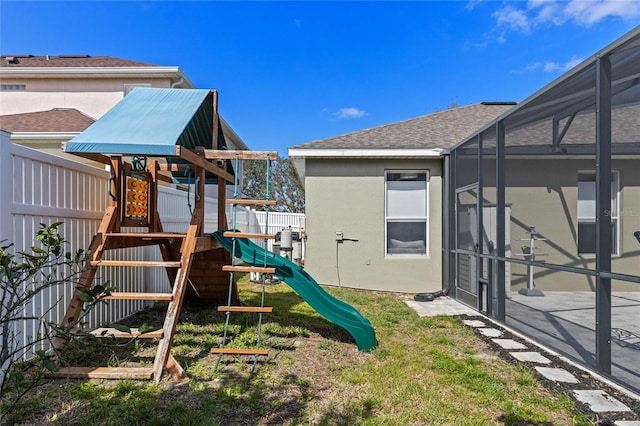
[0,276,595,425]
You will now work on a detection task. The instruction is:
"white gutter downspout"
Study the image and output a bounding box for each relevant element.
[171,77,184,88]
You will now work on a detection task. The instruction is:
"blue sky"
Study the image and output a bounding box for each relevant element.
[1,1,639,156]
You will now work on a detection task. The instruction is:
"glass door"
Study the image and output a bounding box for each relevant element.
[455,184,479,308]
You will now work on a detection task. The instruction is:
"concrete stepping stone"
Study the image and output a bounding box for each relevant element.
[463,319,486,328]
[615,421,640,425]
[479,328,503,337]
[492,338,527,350]
[573,390,631,413]
[534,366,579,383]
[509,351,551,364]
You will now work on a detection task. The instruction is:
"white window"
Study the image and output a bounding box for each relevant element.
[0,84,26,91]
[385,171,428,256]
[577,171,619,255]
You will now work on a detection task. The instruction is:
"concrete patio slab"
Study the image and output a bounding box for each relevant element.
[492,339,528,350]
[535,366,579,383]
[573,390,631,412]
[405,298,477,317]
[479,328,503,337]
[510,351,552,364]
[463,319,486,327]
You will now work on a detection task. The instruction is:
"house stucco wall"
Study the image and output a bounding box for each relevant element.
[501,158,640,293]
[0,77,174,118]
[303,158,443,293]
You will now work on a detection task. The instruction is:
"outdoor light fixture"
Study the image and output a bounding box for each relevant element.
[634,231,640,244]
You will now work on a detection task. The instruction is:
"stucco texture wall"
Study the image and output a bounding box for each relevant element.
[0,78,173,118]
[303,158,443,293]
[502,159,640,293]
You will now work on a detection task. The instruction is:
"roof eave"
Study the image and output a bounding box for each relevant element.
[288,148,447,159]
[7,131,81,140]
[0,66,195,87]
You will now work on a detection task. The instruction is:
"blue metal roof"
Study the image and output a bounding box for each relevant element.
[64,88,215,156]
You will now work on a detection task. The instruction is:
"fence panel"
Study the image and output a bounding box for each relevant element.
[0,144,219,362]
[0,140,304,374]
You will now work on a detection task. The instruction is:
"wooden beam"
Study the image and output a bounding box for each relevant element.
[88,327,164,339]
[166,354,189,383]
[49,367,154,380]
[223,265,276,274]
[201,150,278,161]
[153,223,199,382]
[217,306,273,313]
[105,292,173,301]
[174,146,234,183]
[210,348,268,356]
[226,199,277,206]
[64,150,113,165]
[90,260,181,268]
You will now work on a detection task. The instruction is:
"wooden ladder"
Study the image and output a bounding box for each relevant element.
[52,158,204,382]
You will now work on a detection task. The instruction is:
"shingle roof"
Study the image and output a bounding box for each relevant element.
[0,55,157,68]
[290,102,515,150]
[0,108,95,133]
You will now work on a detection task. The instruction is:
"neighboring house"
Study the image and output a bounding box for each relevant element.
[0,55,193,118]
[0,55,248,155]
[288,102,514,293]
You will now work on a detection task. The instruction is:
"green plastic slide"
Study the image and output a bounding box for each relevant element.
[212,231,377,351]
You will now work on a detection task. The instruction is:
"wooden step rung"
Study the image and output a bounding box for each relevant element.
[90,260,181,268]
[47,367,154,380]
[217,306,273,313]
[88,327,164,339]
[105,232,185,239]
[225,199,277,206]
[105,292,173,301]
[222,265,276,274]
[223,232,275,240]
[210,348,269,356]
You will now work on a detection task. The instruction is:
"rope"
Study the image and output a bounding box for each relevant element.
[183,165,193,215]
[132,156,147,173]
[215,153,273,375]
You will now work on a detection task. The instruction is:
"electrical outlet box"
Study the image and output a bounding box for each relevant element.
[335,231,343,241]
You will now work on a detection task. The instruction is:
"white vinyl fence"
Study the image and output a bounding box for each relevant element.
[0,136,302,373]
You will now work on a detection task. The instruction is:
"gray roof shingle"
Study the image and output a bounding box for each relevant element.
[290,102,515,150]
[0,108,95,133]
[0,55,157,68]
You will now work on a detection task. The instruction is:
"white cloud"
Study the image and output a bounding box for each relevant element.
[333,107,367,119]
[521,55,585,73]
[563,0,640,26]
[493,5,532,33]
[493,0,640,34]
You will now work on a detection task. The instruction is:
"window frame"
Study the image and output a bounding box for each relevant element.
[0,84,26,91]
[577,170,620,257]
[384,170,429,257]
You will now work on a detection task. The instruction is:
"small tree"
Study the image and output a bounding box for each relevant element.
[242,157,305,213]
[0,223,107,416]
